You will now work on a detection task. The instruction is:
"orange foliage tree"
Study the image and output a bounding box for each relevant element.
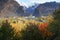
[37,22,52,39]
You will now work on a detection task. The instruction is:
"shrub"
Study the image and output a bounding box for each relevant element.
[21,24,43,40]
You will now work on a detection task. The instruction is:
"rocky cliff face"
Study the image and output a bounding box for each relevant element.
[0,0,24,17]
[33,2,60,17]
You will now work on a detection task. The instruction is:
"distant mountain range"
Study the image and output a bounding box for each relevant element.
[26,2,60,17]
[33,2,60,17]
[26,4,39,14]
[0,0,60,17]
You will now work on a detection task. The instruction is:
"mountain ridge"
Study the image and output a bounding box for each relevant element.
[0,0,25,17]
[0,1,60,17]
[33,2,60,17]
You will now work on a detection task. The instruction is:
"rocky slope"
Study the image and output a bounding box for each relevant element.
[0,0,25,17]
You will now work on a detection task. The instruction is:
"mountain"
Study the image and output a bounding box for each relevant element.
[0,1,60,17]
[26,4,39,14]
[0,0,26,17]
[32,2,60,17]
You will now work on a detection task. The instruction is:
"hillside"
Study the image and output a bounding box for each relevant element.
[0,0,25,17]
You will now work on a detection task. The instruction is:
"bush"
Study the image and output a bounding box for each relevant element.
[21,24,43,40]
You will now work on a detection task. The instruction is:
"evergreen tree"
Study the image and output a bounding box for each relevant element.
[48,6,60,40]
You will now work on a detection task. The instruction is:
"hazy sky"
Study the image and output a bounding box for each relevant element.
[15,0,60,7]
